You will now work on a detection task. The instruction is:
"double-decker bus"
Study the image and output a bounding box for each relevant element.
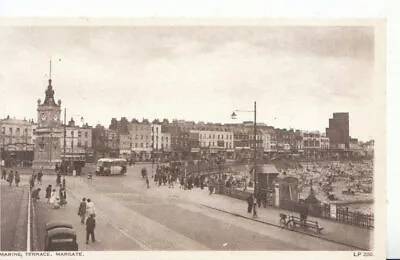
[95,158,127,176]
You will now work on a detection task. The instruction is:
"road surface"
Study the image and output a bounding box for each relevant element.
[32,164,355,251]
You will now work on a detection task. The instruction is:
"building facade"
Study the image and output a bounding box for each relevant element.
[61,118,93,162]
[129,122,152,161]
[326,112,350,149]
[119,133,132,159]
[0,117,36,167]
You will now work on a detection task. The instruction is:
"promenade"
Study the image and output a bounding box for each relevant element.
[23,165,371,251]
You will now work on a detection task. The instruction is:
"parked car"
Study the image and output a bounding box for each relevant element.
[44,222,78,251]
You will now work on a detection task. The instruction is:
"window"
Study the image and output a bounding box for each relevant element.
[71,131,74,136]
[85,132,88,138]
[78,131,82,137]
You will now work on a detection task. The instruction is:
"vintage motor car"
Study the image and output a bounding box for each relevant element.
[44,222,78,251]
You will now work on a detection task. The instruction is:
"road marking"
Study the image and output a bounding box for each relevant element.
[95,210,150,250]
[67,188,150,250]
[27,189,31,251]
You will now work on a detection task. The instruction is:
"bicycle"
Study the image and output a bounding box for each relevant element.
[279,213,295,230]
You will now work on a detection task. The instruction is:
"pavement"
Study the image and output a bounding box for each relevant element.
[167,188,372,250]
[0,179,29,251]
[15,164,372,251]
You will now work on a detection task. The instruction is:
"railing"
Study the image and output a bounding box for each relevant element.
[336,207,374,228]
[220,188,374,228]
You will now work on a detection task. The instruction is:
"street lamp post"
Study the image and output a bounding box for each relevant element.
[231,101,257,196]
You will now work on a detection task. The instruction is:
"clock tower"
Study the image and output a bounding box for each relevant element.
[32,65,63,171]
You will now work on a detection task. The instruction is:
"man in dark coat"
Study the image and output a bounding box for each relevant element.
[37,169,43,185]
[299,200,309,228]
[45,185,52,203]
[85,214,96,244]
[247,194,253,213]
[1,168,6,180]
[56,173,61,186]
[78,198,87,224]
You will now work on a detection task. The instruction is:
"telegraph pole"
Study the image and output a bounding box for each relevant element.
[63,108,66,174]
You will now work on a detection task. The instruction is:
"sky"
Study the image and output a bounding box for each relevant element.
[0,25,376,141]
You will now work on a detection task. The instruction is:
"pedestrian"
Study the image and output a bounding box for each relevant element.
[247,194,253,213]
[56,173,61,186]
[146,176,150,188]
[158,175,162,187]
[45,185,52,203]
[32,188,41,201]
[208,182,214,195]
[7,170,14,187]
[180,176,184,189]
[14,171,20,187]
[87,172,93,181]
[252,194,258,218]
[59,187,67,207]
[62,176,66,189]
[86,198,95,218]
[1,168,6,180]
[49,188,59,208]
[85,214,96,244]
[78,198,87,224]
[30,175,35,190]
[37,170,43,185]
[299,200,309,228]
[141,167,147,178]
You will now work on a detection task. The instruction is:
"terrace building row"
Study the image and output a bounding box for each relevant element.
[1,113,371,166]
[89,116,369,162]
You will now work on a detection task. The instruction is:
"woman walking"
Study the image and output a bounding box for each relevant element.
[14,171,20,187]
[7,171,14,187]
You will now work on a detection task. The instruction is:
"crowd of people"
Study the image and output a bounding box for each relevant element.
[2,168,22,187]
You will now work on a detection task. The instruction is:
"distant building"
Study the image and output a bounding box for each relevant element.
[326,112,350,149]
[0,117,36,167]
[129,122,152,161]
[61,118,93,162]
[151,124,162,150]
[119,133,132,159]
[302,131,329,159]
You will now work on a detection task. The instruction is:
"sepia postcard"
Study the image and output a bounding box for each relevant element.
[0,18,386,260]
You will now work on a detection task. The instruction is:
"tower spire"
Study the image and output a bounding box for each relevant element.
[49,59,52,79]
